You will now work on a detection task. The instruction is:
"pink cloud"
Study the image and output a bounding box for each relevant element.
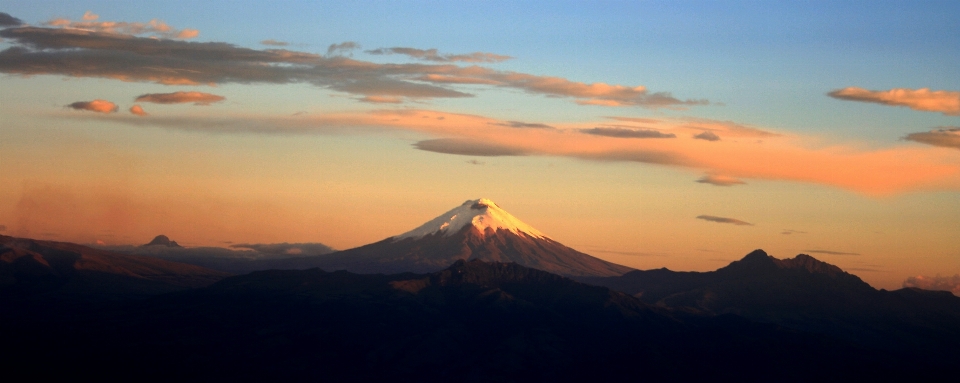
[43,12,199,40]
[67,99,118,113]
[828,87,960,116]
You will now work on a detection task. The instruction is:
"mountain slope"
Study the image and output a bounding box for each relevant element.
[308,198,634,277]
[0,235,230,301]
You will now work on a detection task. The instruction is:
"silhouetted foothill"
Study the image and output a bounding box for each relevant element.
[143,235,181,247]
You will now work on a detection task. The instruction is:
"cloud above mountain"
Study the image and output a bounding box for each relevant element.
[828,87,960,116]
[902,274,960,296]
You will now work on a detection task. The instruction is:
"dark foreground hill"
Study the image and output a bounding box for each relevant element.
[579,249,960,355]
[2,259,952,382]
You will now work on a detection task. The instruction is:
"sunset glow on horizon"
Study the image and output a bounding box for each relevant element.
[1,1,958,290]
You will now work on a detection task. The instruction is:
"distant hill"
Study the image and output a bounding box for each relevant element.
[1,235,229,302]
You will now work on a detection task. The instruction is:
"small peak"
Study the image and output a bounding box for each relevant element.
[742,249,769,261]
[143,235,181,247]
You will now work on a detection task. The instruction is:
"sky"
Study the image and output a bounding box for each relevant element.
[1,1,958,290]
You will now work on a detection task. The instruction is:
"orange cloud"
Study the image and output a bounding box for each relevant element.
[67,99,118,113]
[135,91,225,105]
[828,87,960,116]
[43,12,199,40]
[70,110,960,195]
[129,104,148,116]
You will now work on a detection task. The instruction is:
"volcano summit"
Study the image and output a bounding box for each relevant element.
[317,198,633,277]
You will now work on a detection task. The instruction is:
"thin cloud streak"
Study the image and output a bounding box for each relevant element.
[696,174,745,186]
[135,91,225,105]
[696,215,753,226]
[803,249,861,256]
[828,87,960,116]
[366,47,512,63]
[581,127,676,139]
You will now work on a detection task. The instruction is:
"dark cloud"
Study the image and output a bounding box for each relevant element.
[581,127,676,139]
[366,47,511,63]
[904,127,960,150]
[781,229,807,235]
[0,25,706,108]
[0,224,6,231]
[491,121,555,129]
[902,275,960,296]
[695,174,745,186]
[135,91,225,105]
[67,99,118,113]
[0,12,24,27]
[693,131,720,141]
[803,249,860,256]
[465,159,485,165]
[696,215,753,226]
[414,138,528,157]
[261,39,288,46]
[326,41,359,56]
[230,242,335,256]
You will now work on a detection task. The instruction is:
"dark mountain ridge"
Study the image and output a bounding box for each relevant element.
[579,249,960,353]
[2,259,930,381]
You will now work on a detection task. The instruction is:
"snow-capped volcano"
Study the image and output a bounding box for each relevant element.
[319,198,633,277]
[395,198,547,240]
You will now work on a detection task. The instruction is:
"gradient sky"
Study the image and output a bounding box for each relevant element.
[1,1,958,290]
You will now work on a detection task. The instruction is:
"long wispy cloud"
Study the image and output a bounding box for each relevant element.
[904,127,960,150]
[828,87,960,116]
[0,16,705,108]
[135,91,225,105]
[582,127,675,138]
[63,109,960,194]
[696,215,753,226]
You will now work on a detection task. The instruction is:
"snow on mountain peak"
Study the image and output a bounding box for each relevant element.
[394,198,548,240]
